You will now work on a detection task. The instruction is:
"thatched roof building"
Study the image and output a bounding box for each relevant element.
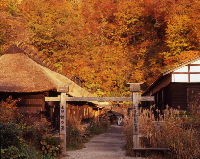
[0,45,93,98]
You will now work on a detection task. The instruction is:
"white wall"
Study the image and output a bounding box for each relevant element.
[172,60,200,82]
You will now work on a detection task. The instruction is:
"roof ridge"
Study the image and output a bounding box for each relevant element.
[162,54,200,75]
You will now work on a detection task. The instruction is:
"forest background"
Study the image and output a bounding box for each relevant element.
[0,0,200,96]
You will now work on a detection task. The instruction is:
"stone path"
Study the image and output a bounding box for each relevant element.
[62,125,144,159]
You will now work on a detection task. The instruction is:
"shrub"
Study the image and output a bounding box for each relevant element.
[86,114,110,135]
[66,122,84,150]
[123,117,133,156]
[0,96,21,123]
[0,121,40,159]
[124,105,200,159]
[0,97,61,159]
[40,135,62,157]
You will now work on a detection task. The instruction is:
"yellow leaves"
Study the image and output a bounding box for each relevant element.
[165,0,200,55]
[2,0,197,95]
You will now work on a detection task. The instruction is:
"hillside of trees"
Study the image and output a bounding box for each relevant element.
[0,0,200,96]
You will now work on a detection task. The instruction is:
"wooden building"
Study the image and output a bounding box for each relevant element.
[0,45,108,128]
[143,56,200,110]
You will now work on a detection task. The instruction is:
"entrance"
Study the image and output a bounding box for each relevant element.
[45,83,154,153]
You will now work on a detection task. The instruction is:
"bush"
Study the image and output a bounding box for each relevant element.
[87,114,110,135]
[0,96,21,123]
[124,105,200,158]
[0,97,61,159]
[66,123,84,150]
[0,122,21,149]
[40,135,62,157]
[123,118,133,156]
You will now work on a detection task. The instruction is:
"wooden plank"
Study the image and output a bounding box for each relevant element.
[65,97,132,101]
[141,96,154,101]
[189,64,200,66]
[21,104,43,107]
[64,96,154,102]
[45,96,154,102]
[60,93,67,154]
[22,99,44,105]
[173,72,200,74]
[45,96,60,101]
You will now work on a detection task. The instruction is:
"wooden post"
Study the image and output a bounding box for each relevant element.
[60,93,67,154]
[97,107,100,122]
[128,83,142,149]
[132,92,141,148]
[57,85,69,154]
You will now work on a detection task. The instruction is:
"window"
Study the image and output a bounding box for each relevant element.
[190,74,200,82]
[172,74,188,82]
[190,66,200,72]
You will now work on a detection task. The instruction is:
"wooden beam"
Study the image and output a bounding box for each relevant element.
[141,96,154,101]
[45,96,154,102]
[173,72,200,74]
[64,96,154,102]
[65,97,132,102]
[45,96,60,101]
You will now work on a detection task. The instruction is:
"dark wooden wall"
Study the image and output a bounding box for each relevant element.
[153,83,187,110]
[147,83,200,110]
[168,83,188,109]
[0,92,101,131]
[0,92,45,113]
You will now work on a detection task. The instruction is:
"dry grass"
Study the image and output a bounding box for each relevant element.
[124,105,200,159]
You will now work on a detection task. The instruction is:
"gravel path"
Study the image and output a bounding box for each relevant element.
[62,125,144,159]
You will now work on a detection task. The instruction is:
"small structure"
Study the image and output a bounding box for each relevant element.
[0,45,107,128]
[143,56,200,110]
[106,110,124,125]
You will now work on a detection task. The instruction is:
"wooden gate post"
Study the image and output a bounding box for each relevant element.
[128,83,142,149]
[97,107,100,122]
[60,93,67,154]
[57,85,69,154]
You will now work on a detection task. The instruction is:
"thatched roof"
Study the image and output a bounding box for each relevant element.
[0,45,113,107]
[0,45,93,98]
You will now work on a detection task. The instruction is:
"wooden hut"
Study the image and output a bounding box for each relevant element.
[143,56,200,110]
[0,45,107,128]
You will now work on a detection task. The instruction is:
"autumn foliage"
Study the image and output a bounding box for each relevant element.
[0,0,200,95]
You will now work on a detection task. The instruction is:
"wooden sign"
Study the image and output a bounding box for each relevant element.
[60,93,66,135]
[132,92,140,148]
[45,92,68,154]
